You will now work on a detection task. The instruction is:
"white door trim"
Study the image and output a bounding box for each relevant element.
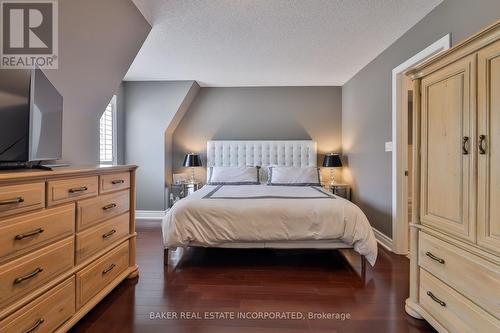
[391,34,450,254]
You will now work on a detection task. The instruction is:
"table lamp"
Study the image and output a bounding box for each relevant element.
[322,153,342,185]
[183,153,202,184]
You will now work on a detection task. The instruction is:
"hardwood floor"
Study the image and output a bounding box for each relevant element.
[70,220,436,333]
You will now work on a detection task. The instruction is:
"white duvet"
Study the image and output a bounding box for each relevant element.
[162,185,377,265]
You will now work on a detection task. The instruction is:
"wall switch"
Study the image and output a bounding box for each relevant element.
[385,141,393,152]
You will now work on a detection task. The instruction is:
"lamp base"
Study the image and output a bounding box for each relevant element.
[329,168,335,186]
[188,167,197,184]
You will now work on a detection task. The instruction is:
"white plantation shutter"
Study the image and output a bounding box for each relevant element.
[99,97,116,164]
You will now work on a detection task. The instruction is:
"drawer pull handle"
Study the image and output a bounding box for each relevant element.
[103,203,117,211]
[14,267,44,284]
[425,252,445,264]
[23,318,45,333]
[69,186,88,193]
[479,134,487,154]
[102,229,117,239]
[15,228,44,240]
[102,263,116,275]
[111,179,125,185]
[427,291,446,307]
[0,196,24,205]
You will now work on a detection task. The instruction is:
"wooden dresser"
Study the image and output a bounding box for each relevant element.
[0,165,138,333]
[406,21,500,332]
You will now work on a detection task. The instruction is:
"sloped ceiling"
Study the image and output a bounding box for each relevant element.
[126,0,442,86]
[44,0,151,164]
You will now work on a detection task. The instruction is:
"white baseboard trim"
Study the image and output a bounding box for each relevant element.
[136,210,168,220]
[372,227,393,252]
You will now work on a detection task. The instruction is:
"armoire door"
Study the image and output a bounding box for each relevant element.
[477,40,500,254]
[420,54,475,242]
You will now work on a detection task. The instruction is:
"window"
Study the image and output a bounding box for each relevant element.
[99,96,117,164]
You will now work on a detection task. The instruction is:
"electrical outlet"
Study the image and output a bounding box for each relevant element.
[385,141,393,152]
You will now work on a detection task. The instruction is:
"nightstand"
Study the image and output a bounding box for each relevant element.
[185,182,201,195]
[170,182,201,205]
[326,184,351,201]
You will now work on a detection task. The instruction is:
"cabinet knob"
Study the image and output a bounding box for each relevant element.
[479,135,487,155]
[462,136,469,155]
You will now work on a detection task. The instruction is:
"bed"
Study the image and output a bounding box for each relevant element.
[162,141,377,274]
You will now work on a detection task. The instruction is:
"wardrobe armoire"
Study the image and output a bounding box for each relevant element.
[405,20,500,332]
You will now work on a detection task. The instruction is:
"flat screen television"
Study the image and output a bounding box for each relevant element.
[0,68,63,167]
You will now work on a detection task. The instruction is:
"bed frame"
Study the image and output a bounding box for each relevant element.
[165,140,367,280]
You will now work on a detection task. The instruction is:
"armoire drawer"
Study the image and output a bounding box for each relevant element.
[0,237,74,308]
[0,182,45,219]
[47,176,98,206]
[76,241,129,308]
[100,172,130,194]
[0,203,75,263]
[75,213,129,263]
[0,276,75,333]
[420,269,500,333]
[76,190,129,231]
[419,232,500,319]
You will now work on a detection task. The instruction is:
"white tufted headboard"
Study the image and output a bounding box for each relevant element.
[207,140,317,170]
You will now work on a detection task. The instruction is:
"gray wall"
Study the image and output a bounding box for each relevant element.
[342,0,500,237]
[123,81,199,211]
[41,0,150,164]
[172,86,342,183]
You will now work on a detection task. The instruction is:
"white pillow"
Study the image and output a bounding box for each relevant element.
[267,166,321,186]
[207,166,260,185]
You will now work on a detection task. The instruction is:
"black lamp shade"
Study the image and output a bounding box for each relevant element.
[323,154,342,167]
[183,153,202,167]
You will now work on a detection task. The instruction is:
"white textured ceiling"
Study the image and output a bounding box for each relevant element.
[126,0,442,86]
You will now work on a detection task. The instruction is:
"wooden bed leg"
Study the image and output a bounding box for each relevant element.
[361,255,367,284]
[164,248,169,266]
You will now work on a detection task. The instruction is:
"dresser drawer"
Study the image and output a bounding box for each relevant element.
[419,232,500,319]
[0,203,74,263]
[76,213,129,263]
[0,182,45,219]
[100,172,130,194]
[0,276,75,333]
[0,237,74,308]
[76,241,129,308]
[47,176,98,206]
[76,190,129,231]
[420,269,500,333]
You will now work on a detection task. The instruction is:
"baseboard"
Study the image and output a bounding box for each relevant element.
[136,210,168,220]
[372,227,393,252]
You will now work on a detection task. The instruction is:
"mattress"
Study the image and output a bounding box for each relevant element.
[162,184,378,265]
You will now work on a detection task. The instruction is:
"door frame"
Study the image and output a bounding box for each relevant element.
[391,34,450,254]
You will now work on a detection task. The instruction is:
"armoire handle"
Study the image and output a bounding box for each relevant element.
[479,135,487,154]
[462,136,469,155]
[425,251,445,264]
[427,291,446,307]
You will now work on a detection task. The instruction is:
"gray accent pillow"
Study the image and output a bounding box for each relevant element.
[267,166,321,186]
[207,166,260,185]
